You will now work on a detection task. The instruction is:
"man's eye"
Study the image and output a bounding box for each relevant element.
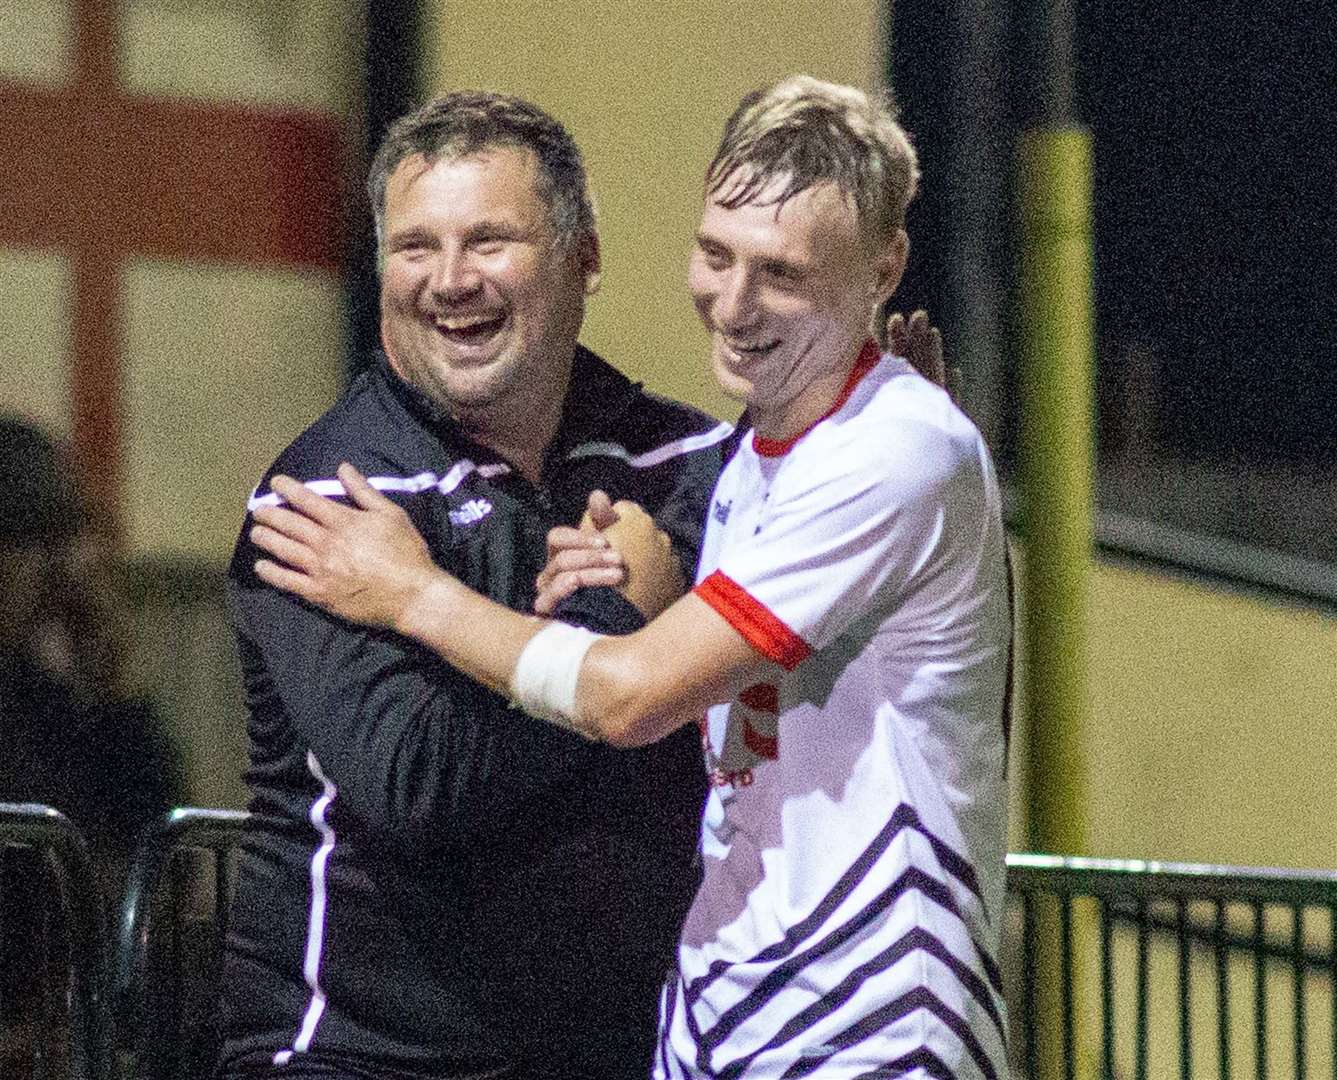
[700,247,728,270]
[393,239,431,257]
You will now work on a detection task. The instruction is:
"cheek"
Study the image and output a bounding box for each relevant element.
[687,275,716,326]
[380,268,419,312]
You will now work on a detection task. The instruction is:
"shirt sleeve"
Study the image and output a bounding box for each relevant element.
[695,421,990,668]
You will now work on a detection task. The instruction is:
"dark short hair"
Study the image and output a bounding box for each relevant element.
[367,90,596,262]
[705,75,920,240]
[0,415,83,546]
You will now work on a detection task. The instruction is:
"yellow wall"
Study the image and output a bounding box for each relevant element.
[425,1,1337,875]
[1083,561,1337,867]
[424,0,884,419]
[1005,552,1337,865]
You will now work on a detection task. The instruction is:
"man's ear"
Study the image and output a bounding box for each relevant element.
[871,229,909,305]
[578,231,602,296]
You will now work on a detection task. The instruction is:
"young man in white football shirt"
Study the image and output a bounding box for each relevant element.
[250,75,1012,1079]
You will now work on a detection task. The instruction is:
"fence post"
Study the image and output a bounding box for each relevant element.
[0,802,115,1080]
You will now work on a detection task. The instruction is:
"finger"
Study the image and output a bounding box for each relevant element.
[551,547,625,575]
[546,525,609,557]
[885,311,906,354]
[337,463,397,513]
[254,557,319,601]
[610,499,649,519]
[251,504,329,548]
[533,567,628,615]
[583,489,619,531]
[270,474,346,525]
[536,547,624,593]
[249,524,318,571]
[903,311,946,387]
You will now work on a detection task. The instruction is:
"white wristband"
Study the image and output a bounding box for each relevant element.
[509,621,604,738]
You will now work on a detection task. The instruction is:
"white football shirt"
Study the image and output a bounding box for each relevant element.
[656,343,1012,1080]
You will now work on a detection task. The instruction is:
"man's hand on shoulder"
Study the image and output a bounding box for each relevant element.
[885,308,962,401]
[250,463,440,632]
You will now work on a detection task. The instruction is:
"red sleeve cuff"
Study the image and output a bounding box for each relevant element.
[693,570,811,671]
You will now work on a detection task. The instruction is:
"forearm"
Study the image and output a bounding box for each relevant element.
[575,597,758,746]
[395,569,547,697]
[392,571,762,748]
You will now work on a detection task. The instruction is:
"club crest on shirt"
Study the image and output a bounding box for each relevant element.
[712,498,732,525]
[711,683,779,782]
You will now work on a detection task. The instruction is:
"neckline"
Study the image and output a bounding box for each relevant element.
[752,339,881,458]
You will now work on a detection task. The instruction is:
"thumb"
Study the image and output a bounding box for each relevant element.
[580,489,620,532]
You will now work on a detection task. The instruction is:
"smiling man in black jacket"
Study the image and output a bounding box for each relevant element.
[217,92,730,1080]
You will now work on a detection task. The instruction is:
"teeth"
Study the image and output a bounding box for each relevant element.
[435,314,500,331]
[724,338,779,354]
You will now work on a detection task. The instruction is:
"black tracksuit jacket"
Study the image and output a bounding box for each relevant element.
[218,348,728,1079]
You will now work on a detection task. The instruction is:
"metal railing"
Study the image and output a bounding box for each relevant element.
[13,799,1337,1080]
[1007,852,1337,1079]
[0,802,115,1080]
[113,807,248,1080]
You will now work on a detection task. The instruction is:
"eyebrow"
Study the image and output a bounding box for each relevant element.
[695,231,732,253]
[463,219,525,239]
[386,226,435,247]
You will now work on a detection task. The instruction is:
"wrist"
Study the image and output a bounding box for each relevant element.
[394,569,458,640]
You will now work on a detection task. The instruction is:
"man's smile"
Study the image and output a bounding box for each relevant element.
[429,311,508,345]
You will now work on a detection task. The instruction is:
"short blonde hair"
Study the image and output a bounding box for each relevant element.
[705,75,920,240]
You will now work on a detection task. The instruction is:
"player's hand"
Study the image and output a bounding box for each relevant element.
[601,500,686,619]
[251,463,439,631]
[885,308,960,400]
[534,490,628,616]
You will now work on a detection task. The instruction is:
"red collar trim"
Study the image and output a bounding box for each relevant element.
[752,339,881,458]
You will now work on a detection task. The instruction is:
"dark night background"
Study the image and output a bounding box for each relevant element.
[892,0,1333,464]
[891,0,1334,572]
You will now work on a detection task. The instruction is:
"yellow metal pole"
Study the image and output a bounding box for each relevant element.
[1018,125,1094,859]
[1018,125,1097,1079]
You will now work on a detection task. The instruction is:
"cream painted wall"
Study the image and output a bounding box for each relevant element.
[122,0,354,108]
[122,259,344,562]
[0,5,72,431]
[0,249,71,434]
[424,0,884,419]
[0,0,72,82]
[1084,562,1337,867]
[1007,553,1337,865]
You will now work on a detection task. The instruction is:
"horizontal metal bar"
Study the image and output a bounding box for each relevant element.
[1008,853,1337,905]
[1001,487,1337,612]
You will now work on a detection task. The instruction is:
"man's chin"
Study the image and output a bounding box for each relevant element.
[711,358,756,404]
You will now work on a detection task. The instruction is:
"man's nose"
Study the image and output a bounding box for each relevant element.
[714,269,759,331]
[428,247,482,300]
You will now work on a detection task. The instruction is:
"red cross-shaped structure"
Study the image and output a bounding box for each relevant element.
[1,0,343,533]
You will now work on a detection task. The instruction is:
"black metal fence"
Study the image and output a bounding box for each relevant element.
[0,802,114,1080]
[113,807,247,1080]
[9,802,1337,1079]
[1007,852,1337,1078]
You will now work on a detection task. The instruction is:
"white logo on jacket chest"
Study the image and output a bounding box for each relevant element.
[449,498,493,526]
